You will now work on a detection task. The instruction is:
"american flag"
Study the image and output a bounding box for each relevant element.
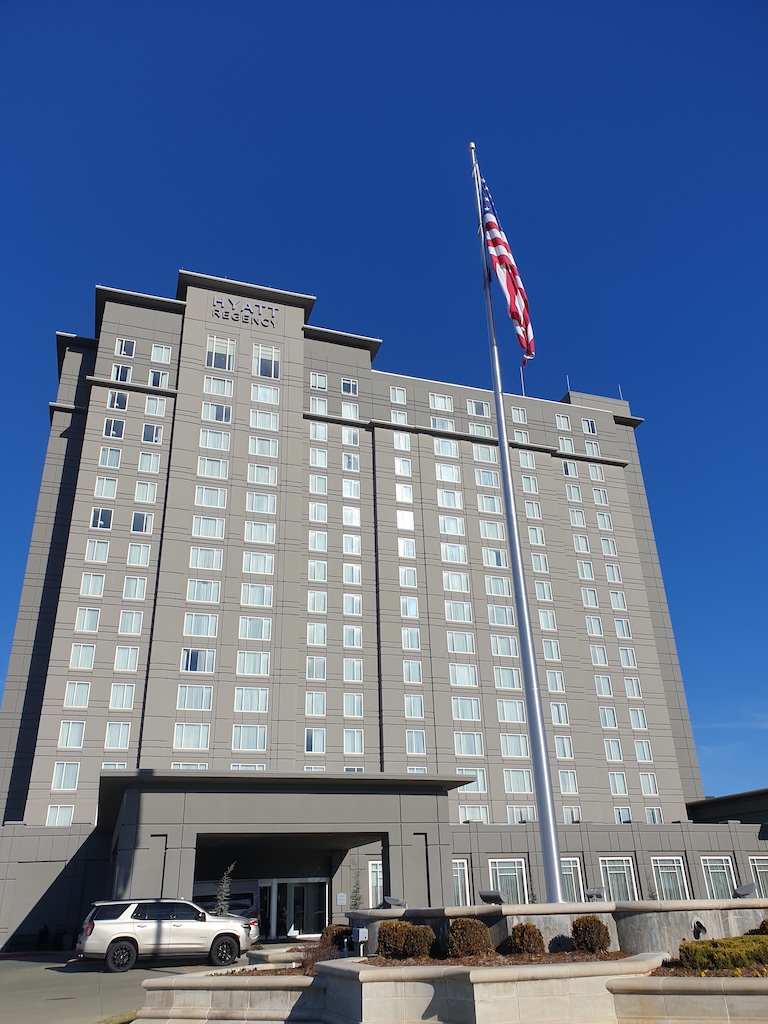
[481,178,535,364]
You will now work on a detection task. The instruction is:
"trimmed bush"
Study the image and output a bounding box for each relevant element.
[402,923,436,958]
[571,914,611,953]
[507,921,545,955]
[757,918,768,936]
[377,920,412,958]
[321,923,353,951]
[447,917,495,957]
[679,935,768,971]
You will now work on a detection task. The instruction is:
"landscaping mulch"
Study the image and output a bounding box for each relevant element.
[651,960,768,979]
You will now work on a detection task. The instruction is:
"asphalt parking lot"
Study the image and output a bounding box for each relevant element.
[0,951,218,1024]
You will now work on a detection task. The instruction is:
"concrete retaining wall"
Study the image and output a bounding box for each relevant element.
[607,976,768,1024]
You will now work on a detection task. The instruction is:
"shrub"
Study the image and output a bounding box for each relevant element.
[571,914,611,953]
[447,917,495,957]
[679,936,768,971]
[402,924,436,958]
[377,920,412,958]
[507,921,545,955]
[299,935,340,974]
[757,918,768,936]
[321,923,353,951]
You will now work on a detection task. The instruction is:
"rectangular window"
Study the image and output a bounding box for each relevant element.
[148,369,169,389]
[500,733,529,758]
[599,857,638,901]
[174,723,210,749]
[241,584,273,606]
[105,722,130,749]
[94,476,117,499]
[403,660,422,683]
[546,670,565,692]
[550,702,569,725]
[749,857,768,899]
[306,656,327,680]
[118,610,143,635]
[640,772,658,796]
[206,335,235,371]
[180,648,215,673]
[556,735,574,759]
[177,685,213,711]
[595,675,613,696]
[131,511,154,534]
[651,857,690,900]
[114,646,139,671]
[141,424,163,445]
[245,522,276,544]
[236,651,270,676]
[406,729,426,754]
[497,699,525,723]
[305,728,326,753]
[252,343,280,379]
[183,613,219,638]
[609,771,628,795]
[450,664,478,687]
[489,858,528,904]
[114,340,133,360]
[635,739,653,761]
[341,401,359,420]
[74,607,100,632]
[52,762,79,790]
[600,706,618,728]
[452,696,481,721]
[454,732,484,756]
[187,579,221,603]
[559,769,578,793]
[70,644,95,669]
[343,658,363,682]
[604,738,622,761]
[701,856,736,899]
[233,725,267,751]
[111,364,132,383]
[198,457,229,480]
[58,720,85,748]
[90,507,113,530]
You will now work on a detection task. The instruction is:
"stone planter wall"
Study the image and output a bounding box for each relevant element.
[348,898,768,957]
[137,953,663,1024]
[607,976,768,1024]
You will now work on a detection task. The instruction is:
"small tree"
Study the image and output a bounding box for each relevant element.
[350,867,363,910]
[214,861,236,916]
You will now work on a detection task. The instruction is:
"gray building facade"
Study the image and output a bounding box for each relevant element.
[0,271,765,950]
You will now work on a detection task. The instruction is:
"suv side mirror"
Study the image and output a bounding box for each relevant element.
[196,911,206,921]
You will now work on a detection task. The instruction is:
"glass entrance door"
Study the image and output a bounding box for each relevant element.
[260,878,329,938]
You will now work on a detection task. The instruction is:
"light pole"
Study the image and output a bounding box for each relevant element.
[462,819,479,905]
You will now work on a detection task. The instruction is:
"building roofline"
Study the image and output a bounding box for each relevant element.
[95,286,186,337]
[176,270,317,316]
[303,323,382,357]
[55,332,97,376]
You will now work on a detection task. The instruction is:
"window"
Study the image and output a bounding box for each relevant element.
[597,512,613,531]
[105,722,130,749]
[604,738,622,761]
[559,436,574,453]
[46,805,74,827]
[307,561,327,583]
[70,644,95,669]
[309,395,328,416]
[306,622,327,646]
[131,511,154,534]
[85,539,109,563]
[245,522,276,544]
[251,410,279,431]
[651,857,690,900]
[454,732,484,756]
[521,475,538,494]
[174,723,210,749]
[305,691,326,716]
[635,739,653,762]
[253,344,280,379]
[497,699,525,723]
[148,369,169,389]
[308,530,328,552]
[555,735,574,759]
[75,607,100,632]
[531,553,549,573]
[578,561,594,580]
[393,432,410,451]
[542,638,561,661]
[483,548,508,568]
[399,596,418,618]
[306,656,326,680]
[118,610,143,635]
[344,729,364,755]
[701,856,736,899]
[52,762,79,790]
[573,534,589,553]
[436,660,472,688]
[305,728,326,754]
[428,392,453,413]
[91,507,113,530]
[581,417,597,434]
[80,572,105,598]
[609,771,628,795]
[640,772,658,796]
[585,615,603,636]
[111,364,132,383]
[247,493,277,514]
[539,609,557,630]
[546,670,565,692]
[562,461,577,477]
[308,475,327,496]
[241,583,273,606]
[237,651,270,676]
[198,457,229,480]
[142,424,163,444]
[176,684,212,712]
[473,444,497,464]
[600,706,618,728]
[311,372,327,391]
[559,770,578,794]
[341,401,359,420]
[452,696,481,721]
[114,646,139,671]
[343,658,363,682]
[206,335,235,371]
[620,647,637,668]
[58,721,84,748]
[490,634,518,657]
[99,446,121,469]
[180,648,215,673]
[749,857,768,899]
[589,464,605,481]
[94,476,117,500]
[550,702,569,725]
[343,692,364,717]
[624,677,642,699]
[475,469,500,489]
[566,484,582,502]
[436,438,460,458]
[390,386,406,403]
[401,627,420,650]
[115,337,135,357]
[606,563,622,582]
[500,733,529,757]
[556,413,571,430]
[391,410,407,424]
[467,398,490,417]
[406,730,426,754]
[585,440,600,457]
[186,579,221,603]
[595,675,613,696]
[233,725,267,751]
[593,487,609,506]
[489,859,528,904]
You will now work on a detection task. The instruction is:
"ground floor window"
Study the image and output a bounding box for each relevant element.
[599,856,638,900]
[369,860,383,908]
[749,856,768,898]
[560,857,584,902]
[651,856,690,900]
[489,858,528,904]
[701,856,736,899]
[452,859,470,906]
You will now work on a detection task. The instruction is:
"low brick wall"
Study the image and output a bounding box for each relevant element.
[607,976,768,1024]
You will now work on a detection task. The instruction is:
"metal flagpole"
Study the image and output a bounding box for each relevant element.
[469,143,564,903]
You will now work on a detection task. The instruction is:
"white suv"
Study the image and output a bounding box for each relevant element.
[76,898,251,972]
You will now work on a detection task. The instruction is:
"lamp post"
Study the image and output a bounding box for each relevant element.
[462,818,479,905]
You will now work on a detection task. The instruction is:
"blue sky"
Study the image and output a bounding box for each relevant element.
[1,0,765,796]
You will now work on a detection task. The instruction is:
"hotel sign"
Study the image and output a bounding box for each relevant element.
[211,295,278,328]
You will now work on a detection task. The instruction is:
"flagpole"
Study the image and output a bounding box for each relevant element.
[469,143,564,903]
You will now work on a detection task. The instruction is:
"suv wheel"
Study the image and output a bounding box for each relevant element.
[105,939,137,973]
[209,935,239,966]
